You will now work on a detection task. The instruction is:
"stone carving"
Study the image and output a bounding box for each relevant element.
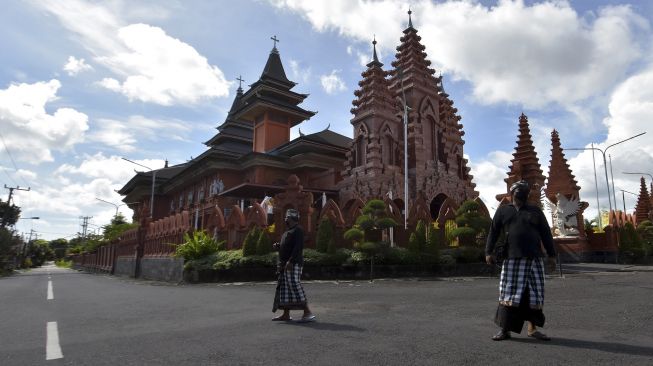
[545,193,581,237]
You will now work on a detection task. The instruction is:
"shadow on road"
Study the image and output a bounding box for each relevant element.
[281,321,366,332]
[511,337,653,357]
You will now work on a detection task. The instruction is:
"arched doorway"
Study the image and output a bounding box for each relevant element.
[430,193,448,220]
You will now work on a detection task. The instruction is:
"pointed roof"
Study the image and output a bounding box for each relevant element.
[497,113,546,205]
[351,38,395,119]
[545,129,581,202]
[204,80,253,153]
[635,177,652,224]
[389,9,439,89]
[259,46,295,88]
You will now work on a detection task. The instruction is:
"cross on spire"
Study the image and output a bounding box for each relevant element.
[271,35,280,49]
[236,75,244,89]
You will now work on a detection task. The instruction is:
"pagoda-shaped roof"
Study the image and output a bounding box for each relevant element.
[351,38,397,121]
[544,129,581,202]
[388,10,441,93]
[497,113,546,205]
[234,44,316,127]
[272,127,351,158]
[204,83,253,154]
[635,177,652,224]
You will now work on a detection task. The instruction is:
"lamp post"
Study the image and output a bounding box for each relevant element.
[567,132,646,226]
[397,67,410,229]
[623,172,653,194]
[95,198,139,219]
[121,158,157,219]
[618,188,638,213]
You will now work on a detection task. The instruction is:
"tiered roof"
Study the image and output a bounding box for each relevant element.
[350,38,396,120]
[635,177,652,224]
[204,80,253,156]
[498,113,546,205]
[545,129,581,202]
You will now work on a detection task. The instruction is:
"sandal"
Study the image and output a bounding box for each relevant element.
[492,330,511,341]
[272,316,292,321]
[528,331,551,341]
[298,314,316,323]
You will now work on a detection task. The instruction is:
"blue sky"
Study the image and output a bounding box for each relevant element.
[2,0,653,240]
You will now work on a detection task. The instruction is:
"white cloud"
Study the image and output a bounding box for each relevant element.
[289,59,312,84]
[87,115,194,152]
[63,56,93,76]
[270,0,649,110]
[54,152,165,182]
[468,151,512,213]
[320,69,346,94]
[0,79,89,164]
[35,0,232,105]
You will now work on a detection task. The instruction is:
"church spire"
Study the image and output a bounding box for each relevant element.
[368,35,383,68]
[408,7,414,29]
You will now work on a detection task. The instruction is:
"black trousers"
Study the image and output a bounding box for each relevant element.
[494,286,545,333]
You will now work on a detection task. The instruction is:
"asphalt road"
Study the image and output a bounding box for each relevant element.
[1,263,652,365]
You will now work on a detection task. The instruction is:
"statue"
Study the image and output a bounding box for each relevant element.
[545,193,581,237]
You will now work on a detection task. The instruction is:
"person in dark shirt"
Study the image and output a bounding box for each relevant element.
[271,209,316,322]
[486,180,556,341]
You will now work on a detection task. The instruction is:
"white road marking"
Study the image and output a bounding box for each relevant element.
[46,322,63,360]
[47,280,53,300]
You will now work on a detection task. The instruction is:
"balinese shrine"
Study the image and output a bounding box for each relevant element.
[116,11,483,253]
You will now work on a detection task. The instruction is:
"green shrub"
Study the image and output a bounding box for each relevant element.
[425,225,441,256]
[174,230,222,261]
[242,226,260,257]
[316,218,335,253]
[438,254,456,266]
[303,248,350,266]
[55,259,72,268]
[255,230,272,255]
[442,246,484,263]
[637,220,653,256]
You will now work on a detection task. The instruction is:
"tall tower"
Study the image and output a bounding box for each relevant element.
[498,113,546,206]
[388,10,476,212]
[635,177,652,225]
[545,129,587,237]
[339,38,404,202]
[233,38,315,153]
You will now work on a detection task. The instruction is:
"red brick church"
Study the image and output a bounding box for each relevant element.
[118,11,482,249]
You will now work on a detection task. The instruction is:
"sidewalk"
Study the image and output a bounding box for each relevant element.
[561,262,653,273]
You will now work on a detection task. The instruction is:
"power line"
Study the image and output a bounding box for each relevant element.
[0,132,30,187]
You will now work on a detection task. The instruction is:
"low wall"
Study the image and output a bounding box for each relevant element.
[140,256,184,282]
[114,257,137,277]
[185,263,495,283]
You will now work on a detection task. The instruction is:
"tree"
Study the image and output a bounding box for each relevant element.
[451,200,491,247]
[255,229,273,255]
[242,226,260,256]
[49,238,69,260]
[102,213,138,242]
[315,218,335,253]
[408,220,427,253]
[26,239,53,267]
[636,220,653,257]
[0,199,21,227]
[344,199,398,279]
[174,230,221,261]
[0,226,23,273]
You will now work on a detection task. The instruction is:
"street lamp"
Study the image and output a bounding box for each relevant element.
[122,158,157,219]
[567,132,646,225]
[623,172,653,194]
[18,217,40,220]
[397,67,410,230]
[95,198,139,219]
[617,188,638,213]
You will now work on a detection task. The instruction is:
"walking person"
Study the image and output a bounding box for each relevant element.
[485,180,556,341]
[272,209,316,322]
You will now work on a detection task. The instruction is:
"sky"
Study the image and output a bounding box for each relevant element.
[2,0,653,241]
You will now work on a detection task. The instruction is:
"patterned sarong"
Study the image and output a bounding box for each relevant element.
[272,264,307,312]
[499,258,545,309]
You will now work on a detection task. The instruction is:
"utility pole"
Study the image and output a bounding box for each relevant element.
[80,216,93,247]
[2,185,30,227]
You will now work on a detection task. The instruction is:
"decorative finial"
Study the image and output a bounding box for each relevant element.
[299,127,305,137]
[372,35,379,63]
[408,7,413,28]
[236,75,244,91]
[271,35,279,50]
